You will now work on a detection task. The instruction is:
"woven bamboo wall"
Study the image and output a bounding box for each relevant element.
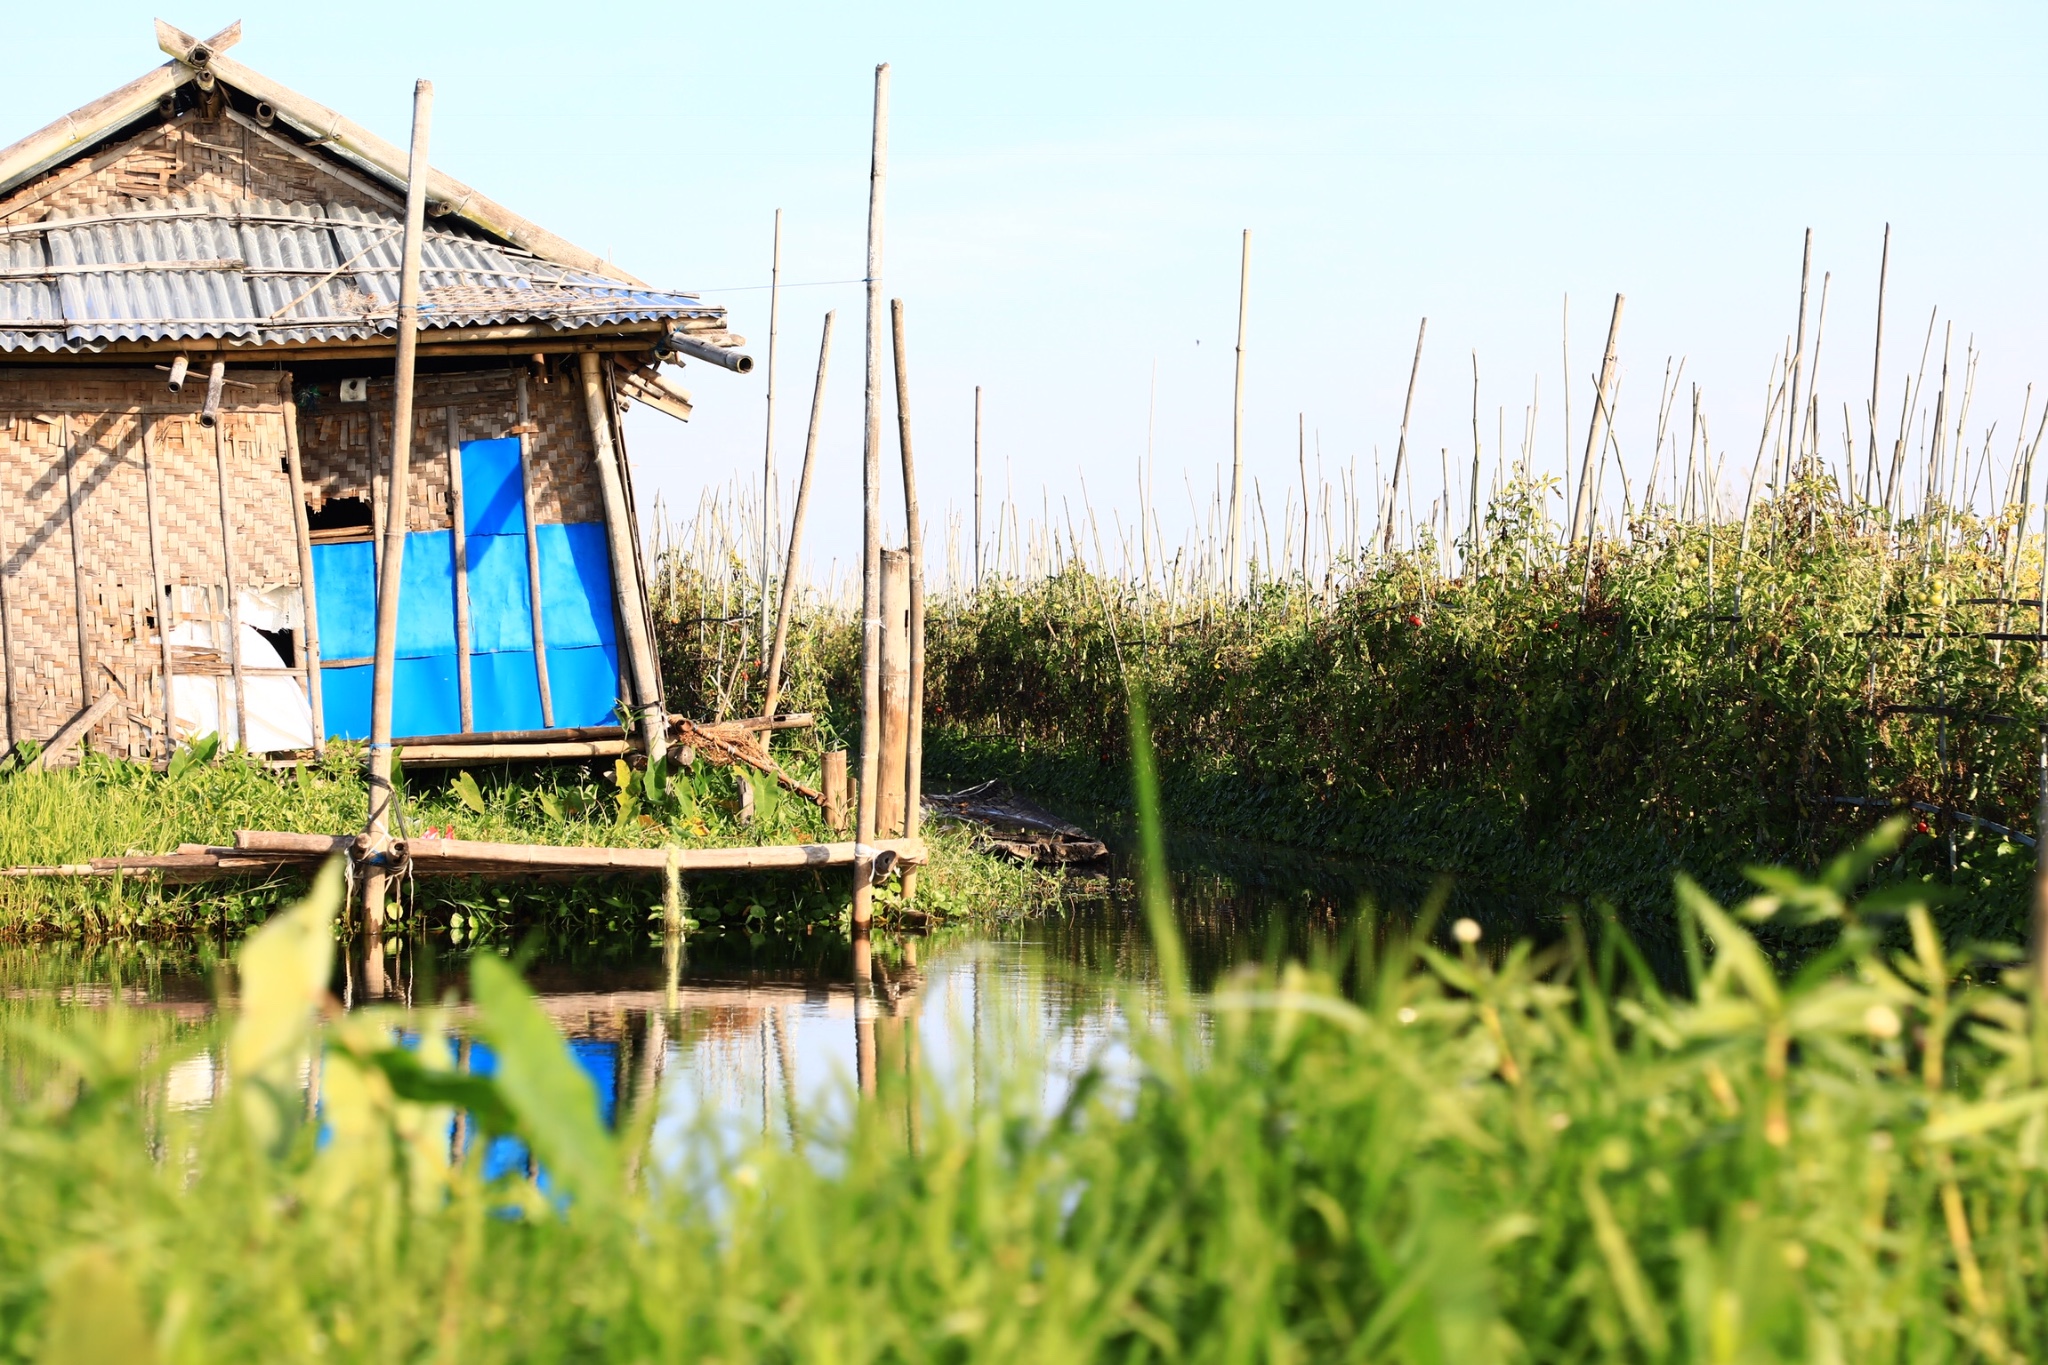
[0,113,390,226]
[296,368,606,531]
[0,368,299,759]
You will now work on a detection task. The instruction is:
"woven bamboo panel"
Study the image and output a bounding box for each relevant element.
[0,114,389,225]
[0,369,300,759]
[297,368,605,530]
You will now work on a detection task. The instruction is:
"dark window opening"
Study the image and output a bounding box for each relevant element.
[256,627,296,669]
[306,497,373,533]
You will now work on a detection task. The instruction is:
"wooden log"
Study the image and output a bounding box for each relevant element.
[822,749,849,833]
[281,395,324,752]
[855,63,891,929]
[514,368,555,728]
[235,830,359,855]
[364,80,434,933]
[890,298,927,899]
[395,740,632,766]
[31,688,124,771]
[877,548,910,837]
[578,351,665,757]
[139,417,177,758]
[211,422,250,747]
[447,407,473,732]
[733,712,814,732]
[762,311,834,719]
[402,833,927,876]
[387,723,623,747]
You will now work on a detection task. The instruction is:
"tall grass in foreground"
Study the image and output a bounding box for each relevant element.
[3,824,2046,1360]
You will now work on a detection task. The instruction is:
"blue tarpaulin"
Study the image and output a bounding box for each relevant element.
[312,437,623,740]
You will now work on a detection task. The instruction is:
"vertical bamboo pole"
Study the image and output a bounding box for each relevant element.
[822,749,848,833]
[579,351,666,757]
[1226,229,1250,596]
[760,208,782,669]
[974,385,984,591]
[1383,318,1428,554]
[281,398,323,752]
[514,369,554,727]
[367,414,386,554]
[140,419,177,758]
[1786,230,1813,485]
[1470,352,1482,569]
[363,78,434,932]
[447,408,472,733]
[1866,223,1890,515]
[212,422,249,747]
[891,298,926,901]
[877,548,910,836]
[1571,294,1625,545]
[854,62,890,930]
[764,311,835,719]
[58,415,93,716]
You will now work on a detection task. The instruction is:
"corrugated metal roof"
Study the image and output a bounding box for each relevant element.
[0,194,724,353]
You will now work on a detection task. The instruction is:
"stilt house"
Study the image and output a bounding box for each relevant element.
[0,20,747,763]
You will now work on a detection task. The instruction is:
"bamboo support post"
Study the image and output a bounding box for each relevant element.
[973,384,984,590]
[1571,294,1626,546]
[578,351,666,758]
[763,310,835,719]
[1227,228,1250,595]
[1382,318,1428,554]
[211,422,249,747]
[140,418,177,757]
[447,408,473,732]
[854,62,890,929]
[32,688,123,772]
[877,548,910,836]
[514,368,554,727]
[759,207,782,670]
[363,79,433,932]
[891,297,926,899]
[281,396,323,751]
[58,416,93,711]
[822,749,848,833]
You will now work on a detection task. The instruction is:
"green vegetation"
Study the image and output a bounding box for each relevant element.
[891,492,2048,941]
[1,824,2045,1359]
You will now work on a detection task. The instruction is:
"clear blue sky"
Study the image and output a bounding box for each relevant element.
[9,3,2046,581]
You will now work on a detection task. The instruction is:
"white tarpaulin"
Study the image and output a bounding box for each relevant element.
[164,596,314,752]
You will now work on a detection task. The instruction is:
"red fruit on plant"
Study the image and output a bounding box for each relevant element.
[1407,613,1423,627]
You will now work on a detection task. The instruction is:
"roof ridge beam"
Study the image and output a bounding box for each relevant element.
[155,22,647,288]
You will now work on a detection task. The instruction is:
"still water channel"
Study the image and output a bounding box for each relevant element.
[10,831,1555,1149]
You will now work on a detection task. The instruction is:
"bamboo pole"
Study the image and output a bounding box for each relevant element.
[1866,223,1890,515]
[57,415,93,715]
[1570,294,1625,545]
[578,351,666,757]
[760,207,782,668]
[1382,317,1428,554]
[1227,228,1250,596]
[763,311,835,719]
[514,368,554,727]
[281,398,323,751]
[877,548,910,836]
[891,298,926,898]
[140,419,177,758]
[1786,229,1812,485]
[447,407,472,733]
[211,423,249,748]
[974,384,984,591]
[362,77,434,932]
[854,63,890,930]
